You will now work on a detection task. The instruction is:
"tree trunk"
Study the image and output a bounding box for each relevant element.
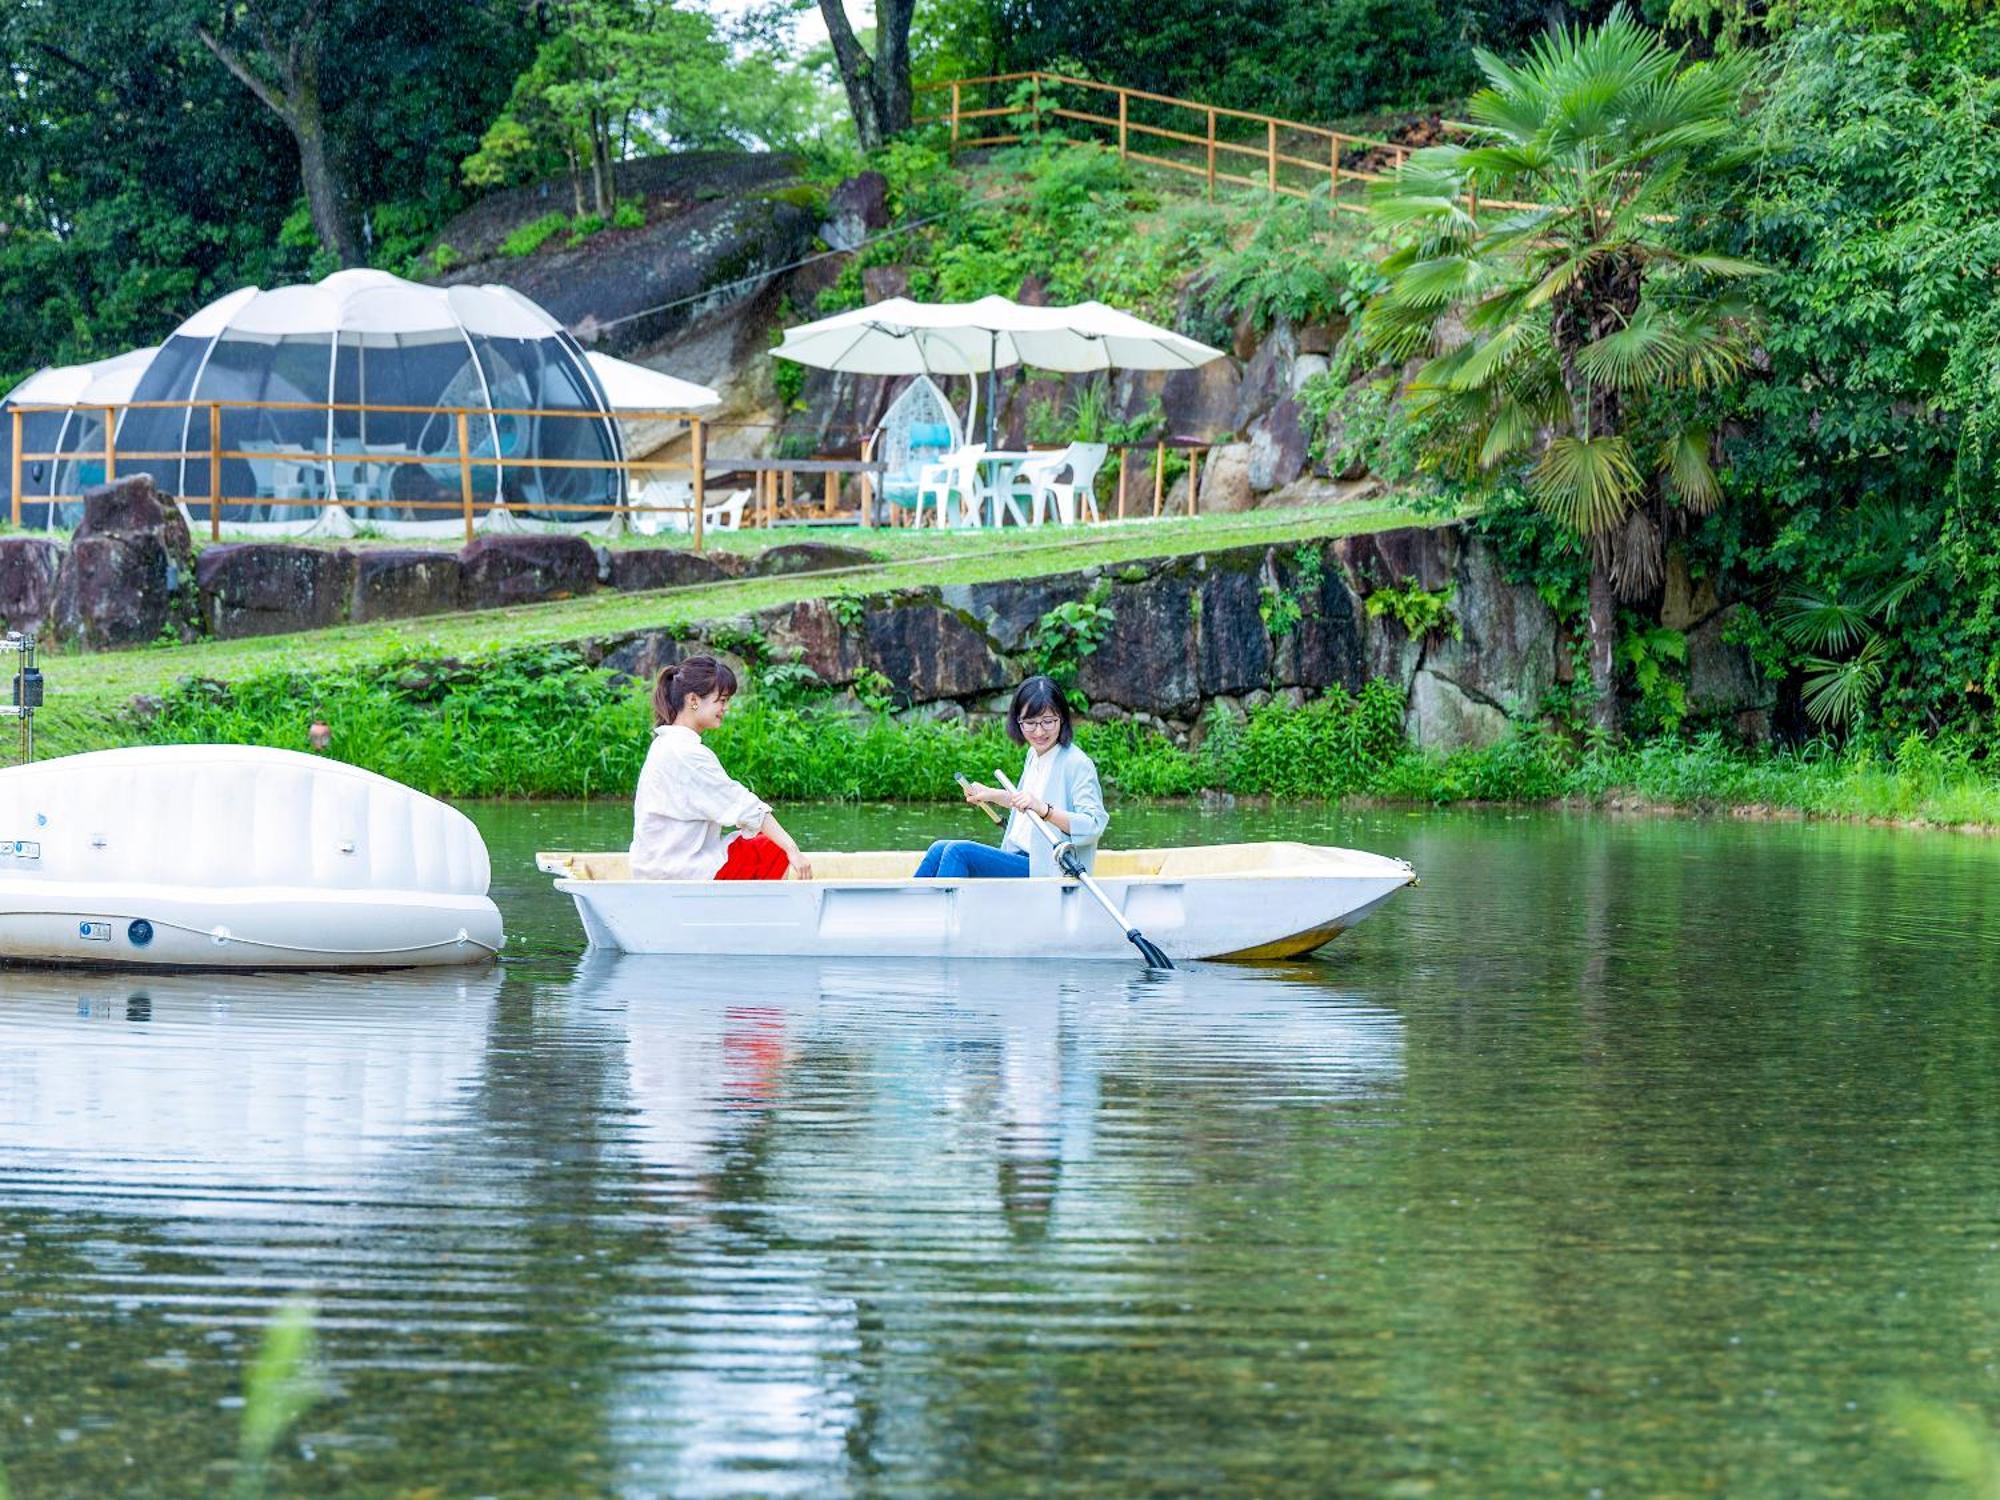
[195,17,364,267]
[818,0,916,149]
[589,111,611,216]
[1587,552,1620,738]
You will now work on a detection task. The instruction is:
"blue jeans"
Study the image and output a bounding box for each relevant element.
[913,839,1030,879]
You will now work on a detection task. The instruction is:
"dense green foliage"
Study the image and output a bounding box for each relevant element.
[124,644,2000,826]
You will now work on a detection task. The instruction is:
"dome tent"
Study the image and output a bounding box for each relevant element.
[118,269,624,529]
[0,347,157,530]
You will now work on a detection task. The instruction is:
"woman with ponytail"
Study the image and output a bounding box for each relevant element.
[630,655,813,881]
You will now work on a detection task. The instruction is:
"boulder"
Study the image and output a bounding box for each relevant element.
[352,549,463,623]
[0,537,63,635]
[1246,398,1310,492]
[823,170,888,251]
[941,575,1080,653]
[1197,443,1257,515]
[859,602,1009,701]
[1232,323,1294,433]
[751,541,877,577]
[1076,572,1201,717]
[862,265,910,304]
[458,534,598,610]
[1196,561,1272,696]
[1275,545,1368,693]
[1158,359,1242,444]
[762,597,861,685]
[600,630,683,688]
[76,474,186,549]
[198,544,356,639]
[52,475,195,650]
[1406,665,1512,750]
[609,547,733,592]
[1686,604,1772,724]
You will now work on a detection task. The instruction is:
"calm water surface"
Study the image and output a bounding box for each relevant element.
[1,802,1997,1497]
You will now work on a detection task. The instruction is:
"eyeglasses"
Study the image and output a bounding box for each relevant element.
[1020,715,1062,732]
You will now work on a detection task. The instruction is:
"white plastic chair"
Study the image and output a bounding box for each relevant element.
[703,489,749,532]
[914,444,987,528]
[1015,442,1110,525]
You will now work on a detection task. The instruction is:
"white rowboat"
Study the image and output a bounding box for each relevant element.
[537,842,1416,962]
[0,745,504,969]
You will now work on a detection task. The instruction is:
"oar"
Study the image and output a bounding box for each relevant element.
[994,768,1174,970]
[954,771,1005,826]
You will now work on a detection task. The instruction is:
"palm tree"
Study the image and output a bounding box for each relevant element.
[1362,7,1764,733]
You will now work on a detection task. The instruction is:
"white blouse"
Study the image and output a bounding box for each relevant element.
[1001,744,1059,856]
[630,725,771,880]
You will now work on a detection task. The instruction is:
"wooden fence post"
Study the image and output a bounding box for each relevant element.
[823,468,837,516]
[1118,90,1128,160]
[9,408,21,529]
[1330,134,1341,203]
[1188,446,1203,516]
[1032,74,1042,139]
[1267,119,1277,192]
[208,403,222,541]
[860,434,875,529]
[1205,110,1216,199]
[1116,447,1128,520]
[1152,441,1165,516]
[455,410,475,544]
[103,405,116,483]
[691,417,706,552]
[951,81,961,147]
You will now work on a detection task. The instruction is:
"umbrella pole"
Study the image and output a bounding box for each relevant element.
[985,331,997,450]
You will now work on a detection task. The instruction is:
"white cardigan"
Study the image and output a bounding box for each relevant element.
[629,726,771,880]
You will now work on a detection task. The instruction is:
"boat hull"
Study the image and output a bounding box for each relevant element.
[0,880,504,970]
[551,848,1414,963]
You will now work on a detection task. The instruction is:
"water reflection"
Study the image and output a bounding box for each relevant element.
[572,954,1405,1495]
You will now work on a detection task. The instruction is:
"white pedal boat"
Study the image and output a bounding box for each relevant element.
[0,745,503,969]
[537,842,1416,962]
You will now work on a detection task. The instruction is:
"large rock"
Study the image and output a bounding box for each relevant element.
[1197,443,1256,515]
[1407,665,1513,749]
[1195,560,1272,696]
[52,475,195,650]
[1157,359,1242,443]
[198,544,356,639]
[823,171,888,251]
[0,538,63,635]
[859,602,1009,701]
[600,630,684,689]
[941,575,1079,653]
[1686,604,1772,725]
[1077,572,1200,717]
[1232,323,1295,433]
[761,597,861,685]
[458,534,598,610]
[751,541,877,577]
[1274,544,1367,692]
[352,549,463,623]
[1246,398,1309,492]
[609,547,733,592]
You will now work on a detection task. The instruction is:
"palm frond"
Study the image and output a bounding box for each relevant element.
[1661,427,1720,511]
[1800,638,1887,730]
[1534,433,1644,534]
[1575,308,1685,388]
[1776,592,1870,653]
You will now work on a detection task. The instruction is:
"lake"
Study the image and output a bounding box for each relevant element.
[1,801,1996,1497]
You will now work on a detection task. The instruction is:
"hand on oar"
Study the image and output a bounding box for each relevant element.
[994,768,1173,971]
[954,772,1004,824]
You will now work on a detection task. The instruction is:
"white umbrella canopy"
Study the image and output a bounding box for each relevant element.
[771,295,1223,445]
[584,351,719,412]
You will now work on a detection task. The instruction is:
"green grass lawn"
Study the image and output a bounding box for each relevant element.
[41,500,1451,719]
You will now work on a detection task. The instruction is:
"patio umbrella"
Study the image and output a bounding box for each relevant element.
[770,296,1223,448]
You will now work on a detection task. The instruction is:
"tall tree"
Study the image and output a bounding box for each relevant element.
[193,0,364,265]
[818,0,917,149]
[1362,8,1764,733]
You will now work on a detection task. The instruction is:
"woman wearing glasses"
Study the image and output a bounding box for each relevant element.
[914,674,1107,880]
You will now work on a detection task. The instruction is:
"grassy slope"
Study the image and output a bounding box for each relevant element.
[35,501,1443,754]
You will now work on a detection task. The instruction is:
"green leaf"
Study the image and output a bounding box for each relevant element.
[1534,434,1643,534]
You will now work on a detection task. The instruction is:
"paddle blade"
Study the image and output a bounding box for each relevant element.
[1128,930,1175,970]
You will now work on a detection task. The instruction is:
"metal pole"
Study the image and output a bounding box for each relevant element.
[9,408,21,529]
[985,330,998,451]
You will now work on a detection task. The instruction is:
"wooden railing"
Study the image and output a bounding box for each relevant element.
[5,400,894,551]
[916,71,1530,219]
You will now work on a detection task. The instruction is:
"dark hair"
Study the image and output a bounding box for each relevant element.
[1006,675,1074,745]
[653,654,738,725]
